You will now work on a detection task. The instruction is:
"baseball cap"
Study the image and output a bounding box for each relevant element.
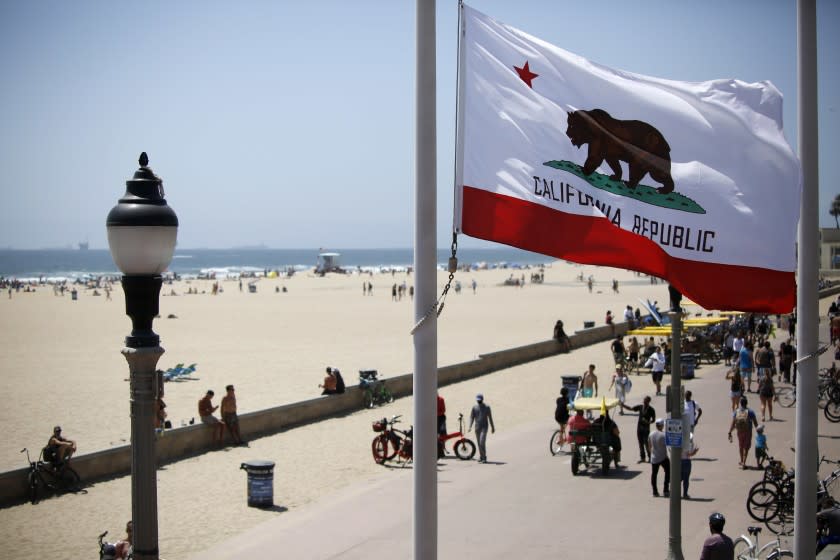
[476,393,484,401]
[655,418,664,426]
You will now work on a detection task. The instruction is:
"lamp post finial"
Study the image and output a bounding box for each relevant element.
[139,152,149,167]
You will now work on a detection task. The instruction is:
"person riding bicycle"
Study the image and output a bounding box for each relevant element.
[592,409,622,468]
[567,409,591,445]
[45,425,76,466]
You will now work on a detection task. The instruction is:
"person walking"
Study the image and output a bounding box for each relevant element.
[468,393,495,463]
[644,346,666,396]
[699,513,734,560]
[437,393,447,458]
[580,365,598,398]
[621,395,656,462]
[610,335,625,365]
[757,368,775,421]
[680,433,699,499]
[725,368,744,411]
[723,331,735,366]
[739,340,755,393]
[728,396,759,469]
[649,419,669,497]
[754,424,769,468]
[778,341,793,383]
[684,390,703,433]
[608,365,632,414]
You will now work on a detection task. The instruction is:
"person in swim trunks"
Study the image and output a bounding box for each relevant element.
[220,385,244,445]
[580,364,598,398]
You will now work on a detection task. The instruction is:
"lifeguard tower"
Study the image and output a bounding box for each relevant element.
[316,252,343,275]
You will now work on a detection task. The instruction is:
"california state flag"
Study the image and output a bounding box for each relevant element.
[454,4,801,313]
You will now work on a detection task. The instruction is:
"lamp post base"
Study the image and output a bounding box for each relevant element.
[122,344,165,560]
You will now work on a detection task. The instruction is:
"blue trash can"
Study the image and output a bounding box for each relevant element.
[680,355,695,379]
[561,375,582,403]
[240,460,275,507]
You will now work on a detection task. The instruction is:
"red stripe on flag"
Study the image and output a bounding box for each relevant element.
[461,186,795,313]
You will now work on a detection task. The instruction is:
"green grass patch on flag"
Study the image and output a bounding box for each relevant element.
[543,160,706,215]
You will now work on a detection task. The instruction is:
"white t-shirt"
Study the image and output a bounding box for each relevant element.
[733,337,745,353]
[685,400,699,425]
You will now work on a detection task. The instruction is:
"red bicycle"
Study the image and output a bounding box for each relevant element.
[438,413,476,460]
[371,415,413,465]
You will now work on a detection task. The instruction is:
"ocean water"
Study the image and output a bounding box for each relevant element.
[0,247,554,280]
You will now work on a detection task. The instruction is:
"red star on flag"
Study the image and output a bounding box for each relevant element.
[514,61,539,88]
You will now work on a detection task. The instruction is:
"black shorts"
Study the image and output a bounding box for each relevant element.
[652,371,664,383]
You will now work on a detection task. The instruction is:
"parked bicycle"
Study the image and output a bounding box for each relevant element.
[438,413,476,460]
[745,455,840,535]
[359,370,394,409]
[775,366,840,412]
[733,525,792,560]
[371,415,413,466]
[21,447,80,504]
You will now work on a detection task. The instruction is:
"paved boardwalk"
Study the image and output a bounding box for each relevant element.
[196,328,840,559]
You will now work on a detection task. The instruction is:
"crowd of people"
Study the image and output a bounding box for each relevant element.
[549,308,838,557]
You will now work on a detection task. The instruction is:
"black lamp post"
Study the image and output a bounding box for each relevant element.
[106,152,178,560]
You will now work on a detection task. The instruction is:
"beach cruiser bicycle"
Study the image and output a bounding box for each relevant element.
[733,525,791,560]
[438,413,476,460]
[21,447,80,504]
[359,370,394,409]
[746,456,840,535]
[371,415,413,466]
[775,366,840,416]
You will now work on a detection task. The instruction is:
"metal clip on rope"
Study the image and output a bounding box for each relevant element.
[410,234,459,335]
[793,342,830,365]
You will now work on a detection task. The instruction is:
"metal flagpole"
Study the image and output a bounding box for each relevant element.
[794,0,818,558]
[666,310,684,560]
[414,0,438,558]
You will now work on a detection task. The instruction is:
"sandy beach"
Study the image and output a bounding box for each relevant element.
[0,261,659,473]
[0,260,811,559]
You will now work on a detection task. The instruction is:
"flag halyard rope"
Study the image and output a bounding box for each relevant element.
[410,233,458,335]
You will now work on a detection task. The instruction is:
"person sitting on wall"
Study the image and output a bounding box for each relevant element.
[44,426,76,466]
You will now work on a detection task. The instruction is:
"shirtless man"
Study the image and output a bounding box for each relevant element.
[198,390,224,444]
[580,364,598,398]
[220,385,244,445]
[46,426,76,464]
[580,365,599,419]
[319,367,338,395]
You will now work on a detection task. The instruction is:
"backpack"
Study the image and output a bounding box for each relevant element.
[735,408,751,430]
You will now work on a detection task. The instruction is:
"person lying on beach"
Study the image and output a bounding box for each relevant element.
[45,426,76,465]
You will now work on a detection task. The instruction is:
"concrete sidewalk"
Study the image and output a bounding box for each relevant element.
[195,330,840,559]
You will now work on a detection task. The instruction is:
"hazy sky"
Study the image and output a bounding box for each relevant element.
[1,0,837,250]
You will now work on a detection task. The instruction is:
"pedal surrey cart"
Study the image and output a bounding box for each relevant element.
[567,397,620,476]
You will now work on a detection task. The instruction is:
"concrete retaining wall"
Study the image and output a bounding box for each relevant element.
[0,322,622,507]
